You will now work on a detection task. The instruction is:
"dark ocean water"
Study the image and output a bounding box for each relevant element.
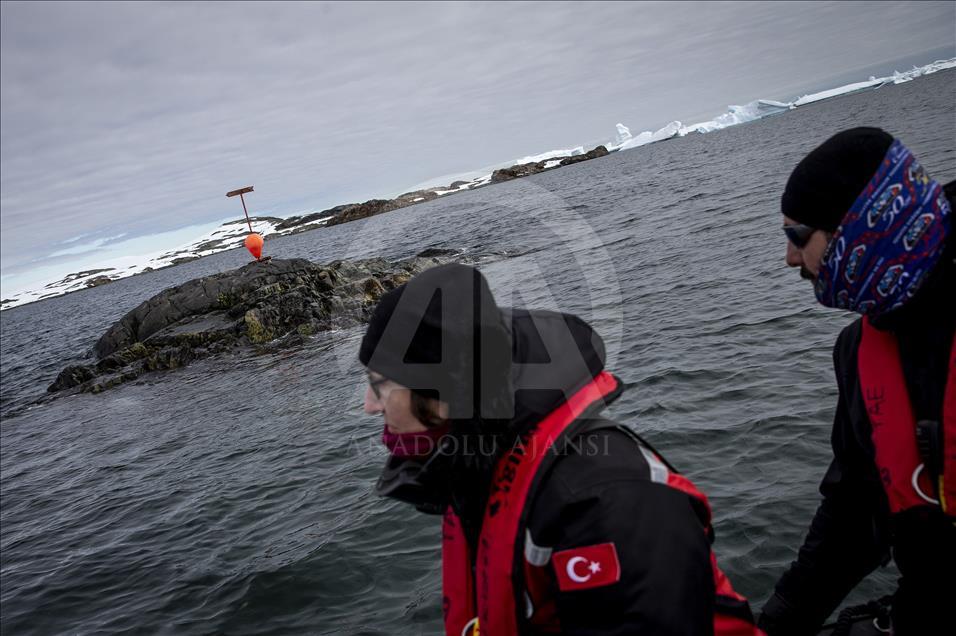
[1,70,954,635]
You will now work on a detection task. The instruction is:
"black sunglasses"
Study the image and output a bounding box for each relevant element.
[783,223,817,248]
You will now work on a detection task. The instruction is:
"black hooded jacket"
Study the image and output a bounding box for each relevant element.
[365,264,748,633]
[454,307,718,635]
[760,182,956,635]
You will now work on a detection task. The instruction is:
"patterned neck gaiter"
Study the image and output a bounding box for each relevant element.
[815,139,951,316]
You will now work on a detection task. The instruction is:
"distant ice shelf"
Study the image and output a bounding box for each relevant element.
[607,57,955,145]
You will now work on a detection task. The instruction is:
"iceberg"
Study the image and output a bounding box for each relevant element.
[612,57,955,147]
[792,78,885,107]
[423,56,956,198]
[792,58,956,106]
[613,121,684,151]
[887,57,956,84]
[614,123,632,146]
[685,100,792,134]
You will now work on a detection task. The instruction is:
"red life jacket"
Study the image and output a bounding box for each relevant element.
[858,316,956,516]
[441,370,762,635]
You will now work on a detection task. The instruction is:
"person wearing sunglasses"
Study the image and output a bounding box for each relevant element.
[359,263,761,635]
[760,128,956,636]
[782,222,831,281]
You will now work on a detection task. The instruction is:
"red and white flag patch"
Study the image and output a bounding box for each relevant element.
[551,542,621,591]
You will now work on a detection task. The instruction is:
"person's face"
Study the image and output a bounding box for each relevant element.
[783,215,831,281]
[363,371,447,434]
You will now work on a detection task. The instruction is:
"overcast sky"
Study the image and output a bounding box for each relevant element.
[1,1,954,294]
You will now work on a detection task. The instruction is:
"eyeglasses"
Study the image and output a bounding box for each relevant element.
[783,223,817,248]
[367,372,391,401]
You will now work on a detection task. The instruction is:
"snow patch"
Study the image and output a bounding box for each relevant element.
[512,146,585,166]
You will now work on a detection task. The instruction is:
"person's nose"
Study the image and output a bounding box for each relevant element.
[785,241,803,268]
[364,386,383,415]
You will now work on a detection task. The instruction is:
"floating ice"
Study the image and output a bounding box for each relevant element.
[787,59,956,107]
[617,57,956,143]
[612,121,684,151]
[792,79,885,107]
[685,100,792,134]
[614,123,632,145]
[887,57,956,84]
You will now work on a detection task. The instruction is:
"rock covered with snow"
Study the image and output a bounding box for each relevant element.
[490,145,609,183]
[511,146,586,166]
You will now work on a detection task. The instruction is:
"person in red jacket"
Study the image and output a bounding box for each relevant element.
[359,263,761,635]
[760,128,956,635]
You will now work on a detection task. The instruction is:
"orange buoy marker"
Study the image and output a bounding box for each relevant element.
[244,233,264,260]
[226,185,264,261]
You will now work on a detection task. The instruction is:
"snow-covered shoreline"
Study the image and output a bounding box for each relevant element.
[2,57,953,311]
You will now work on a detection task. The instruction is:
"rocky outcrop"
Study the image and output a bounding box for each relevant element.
[85,276,113,288]
[274,205,352,231]
[49,253,459,394]
[560,145,610,166]
[490,163,544,183]
[256,145,610,233]
[274,145,611,233]
[49,268,115,287]
[325,199,401,227]
[320,189,442,227]
[491,145,609,183]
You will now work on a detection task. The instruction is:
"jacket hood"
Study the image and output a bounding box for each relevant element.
[502,307,612,429]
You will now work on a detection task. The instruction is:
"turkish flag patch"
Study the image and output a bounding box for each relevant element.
[552,542,621,591]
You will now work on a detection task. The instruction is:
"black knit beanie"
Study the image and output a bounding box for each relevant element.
[359,264,513,420]
[781,127,894,231]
